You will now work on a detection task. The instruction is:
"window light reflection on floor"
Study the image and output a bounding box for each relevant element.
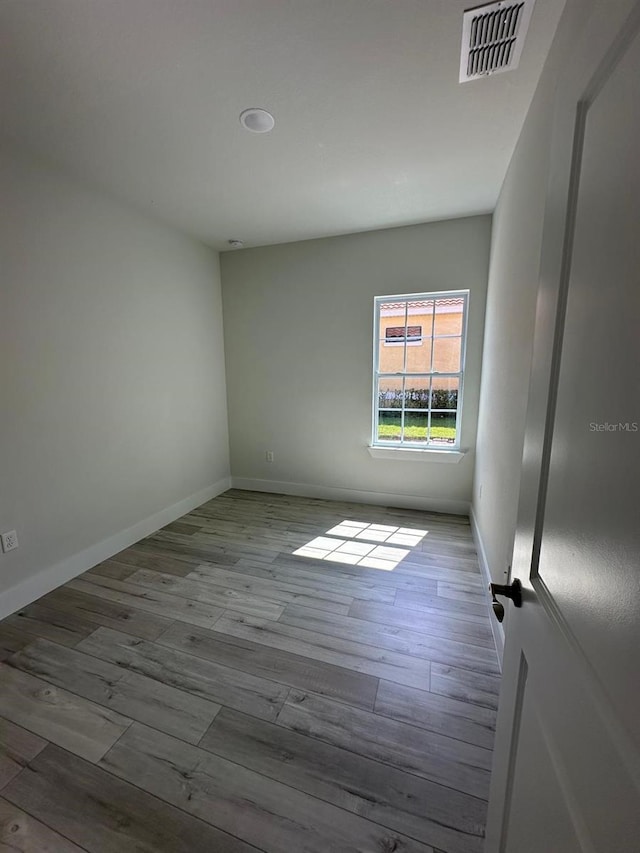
[293,521,427,570]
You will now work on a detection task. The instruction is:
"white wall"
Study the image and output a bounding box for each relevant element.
[472,1,572,584]
[0,148,230,615]
[221,216,491,514]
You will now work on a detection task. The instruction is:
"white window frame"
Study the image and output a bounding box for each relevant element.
[372,290,469,453]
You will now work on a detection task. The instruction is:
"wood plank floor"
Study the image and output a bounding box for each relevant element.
[0,489,500,853]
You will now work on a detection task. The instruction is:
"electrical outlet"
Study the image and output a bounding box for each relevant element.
[1,530,19,553]
[266,451,275,463]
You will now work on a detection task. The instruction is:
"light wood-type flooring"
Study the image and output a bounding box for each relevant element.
[0,489,500,853]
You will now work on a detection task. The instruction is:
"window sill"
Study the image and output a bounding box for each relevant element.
[367,445,466,463]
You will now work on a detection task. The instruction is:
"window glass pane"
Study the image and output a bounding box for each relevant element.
[404,377,430,410]
[431,377,459,410]
[433,336,461,373]
[407,299,434,322]
[404,299,433,373]
[377,410,402,442]
[379,313,406,373]
[434,297,464,336]
[403,412,429,442]
[405,336,432,373]
[378,377,404,409]
[429,411,457,445]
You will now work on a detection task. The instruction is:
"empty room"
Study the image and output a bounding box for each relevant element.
[1,1,638,851]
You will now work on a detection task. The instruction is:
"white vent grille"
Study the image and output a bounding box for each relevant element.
[459,0,535,82]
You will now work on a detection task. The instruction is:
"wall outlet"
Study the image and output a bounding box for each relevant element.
[266,451,275,463]
[1,530,19,553]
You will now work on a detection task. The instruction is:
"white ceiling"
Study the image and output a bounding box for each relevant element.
[0,0,564,250]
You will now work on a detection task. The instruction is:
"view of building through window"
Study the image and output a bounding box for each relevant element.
[374,292,468,447]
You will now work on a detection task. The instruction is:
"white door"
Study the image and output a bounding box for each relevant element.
[485,2,640,850]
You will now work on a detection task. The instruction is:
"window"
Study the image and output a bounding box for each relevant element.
[372,291,468,449]
[385,325,422,345]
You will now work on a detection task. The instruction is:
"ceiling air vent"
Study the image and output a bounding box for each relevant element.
[459,0,535,82]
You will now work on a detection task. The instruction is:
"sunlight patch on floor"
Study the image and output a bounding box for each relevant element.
[293,521,427,570]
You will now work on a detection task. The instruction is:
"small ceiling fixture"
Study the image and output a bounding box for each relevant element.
[228,239,244,249]
[239,108,275,134]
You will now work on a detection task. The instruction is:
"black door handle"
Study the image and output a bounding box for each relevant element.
[489,579,522,623]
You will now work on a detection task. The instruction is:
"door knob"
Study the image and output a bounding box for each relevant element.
[489,579,522,623]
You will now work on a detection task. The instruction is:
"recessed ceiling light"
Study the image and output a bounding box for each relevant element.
[228,239,244,249]
[239,108,275,134]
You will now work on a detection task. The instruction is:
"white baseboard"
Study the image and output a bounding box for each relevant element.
[470,502,504,668]
[0,476,231,620]
[231,477,470,516]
